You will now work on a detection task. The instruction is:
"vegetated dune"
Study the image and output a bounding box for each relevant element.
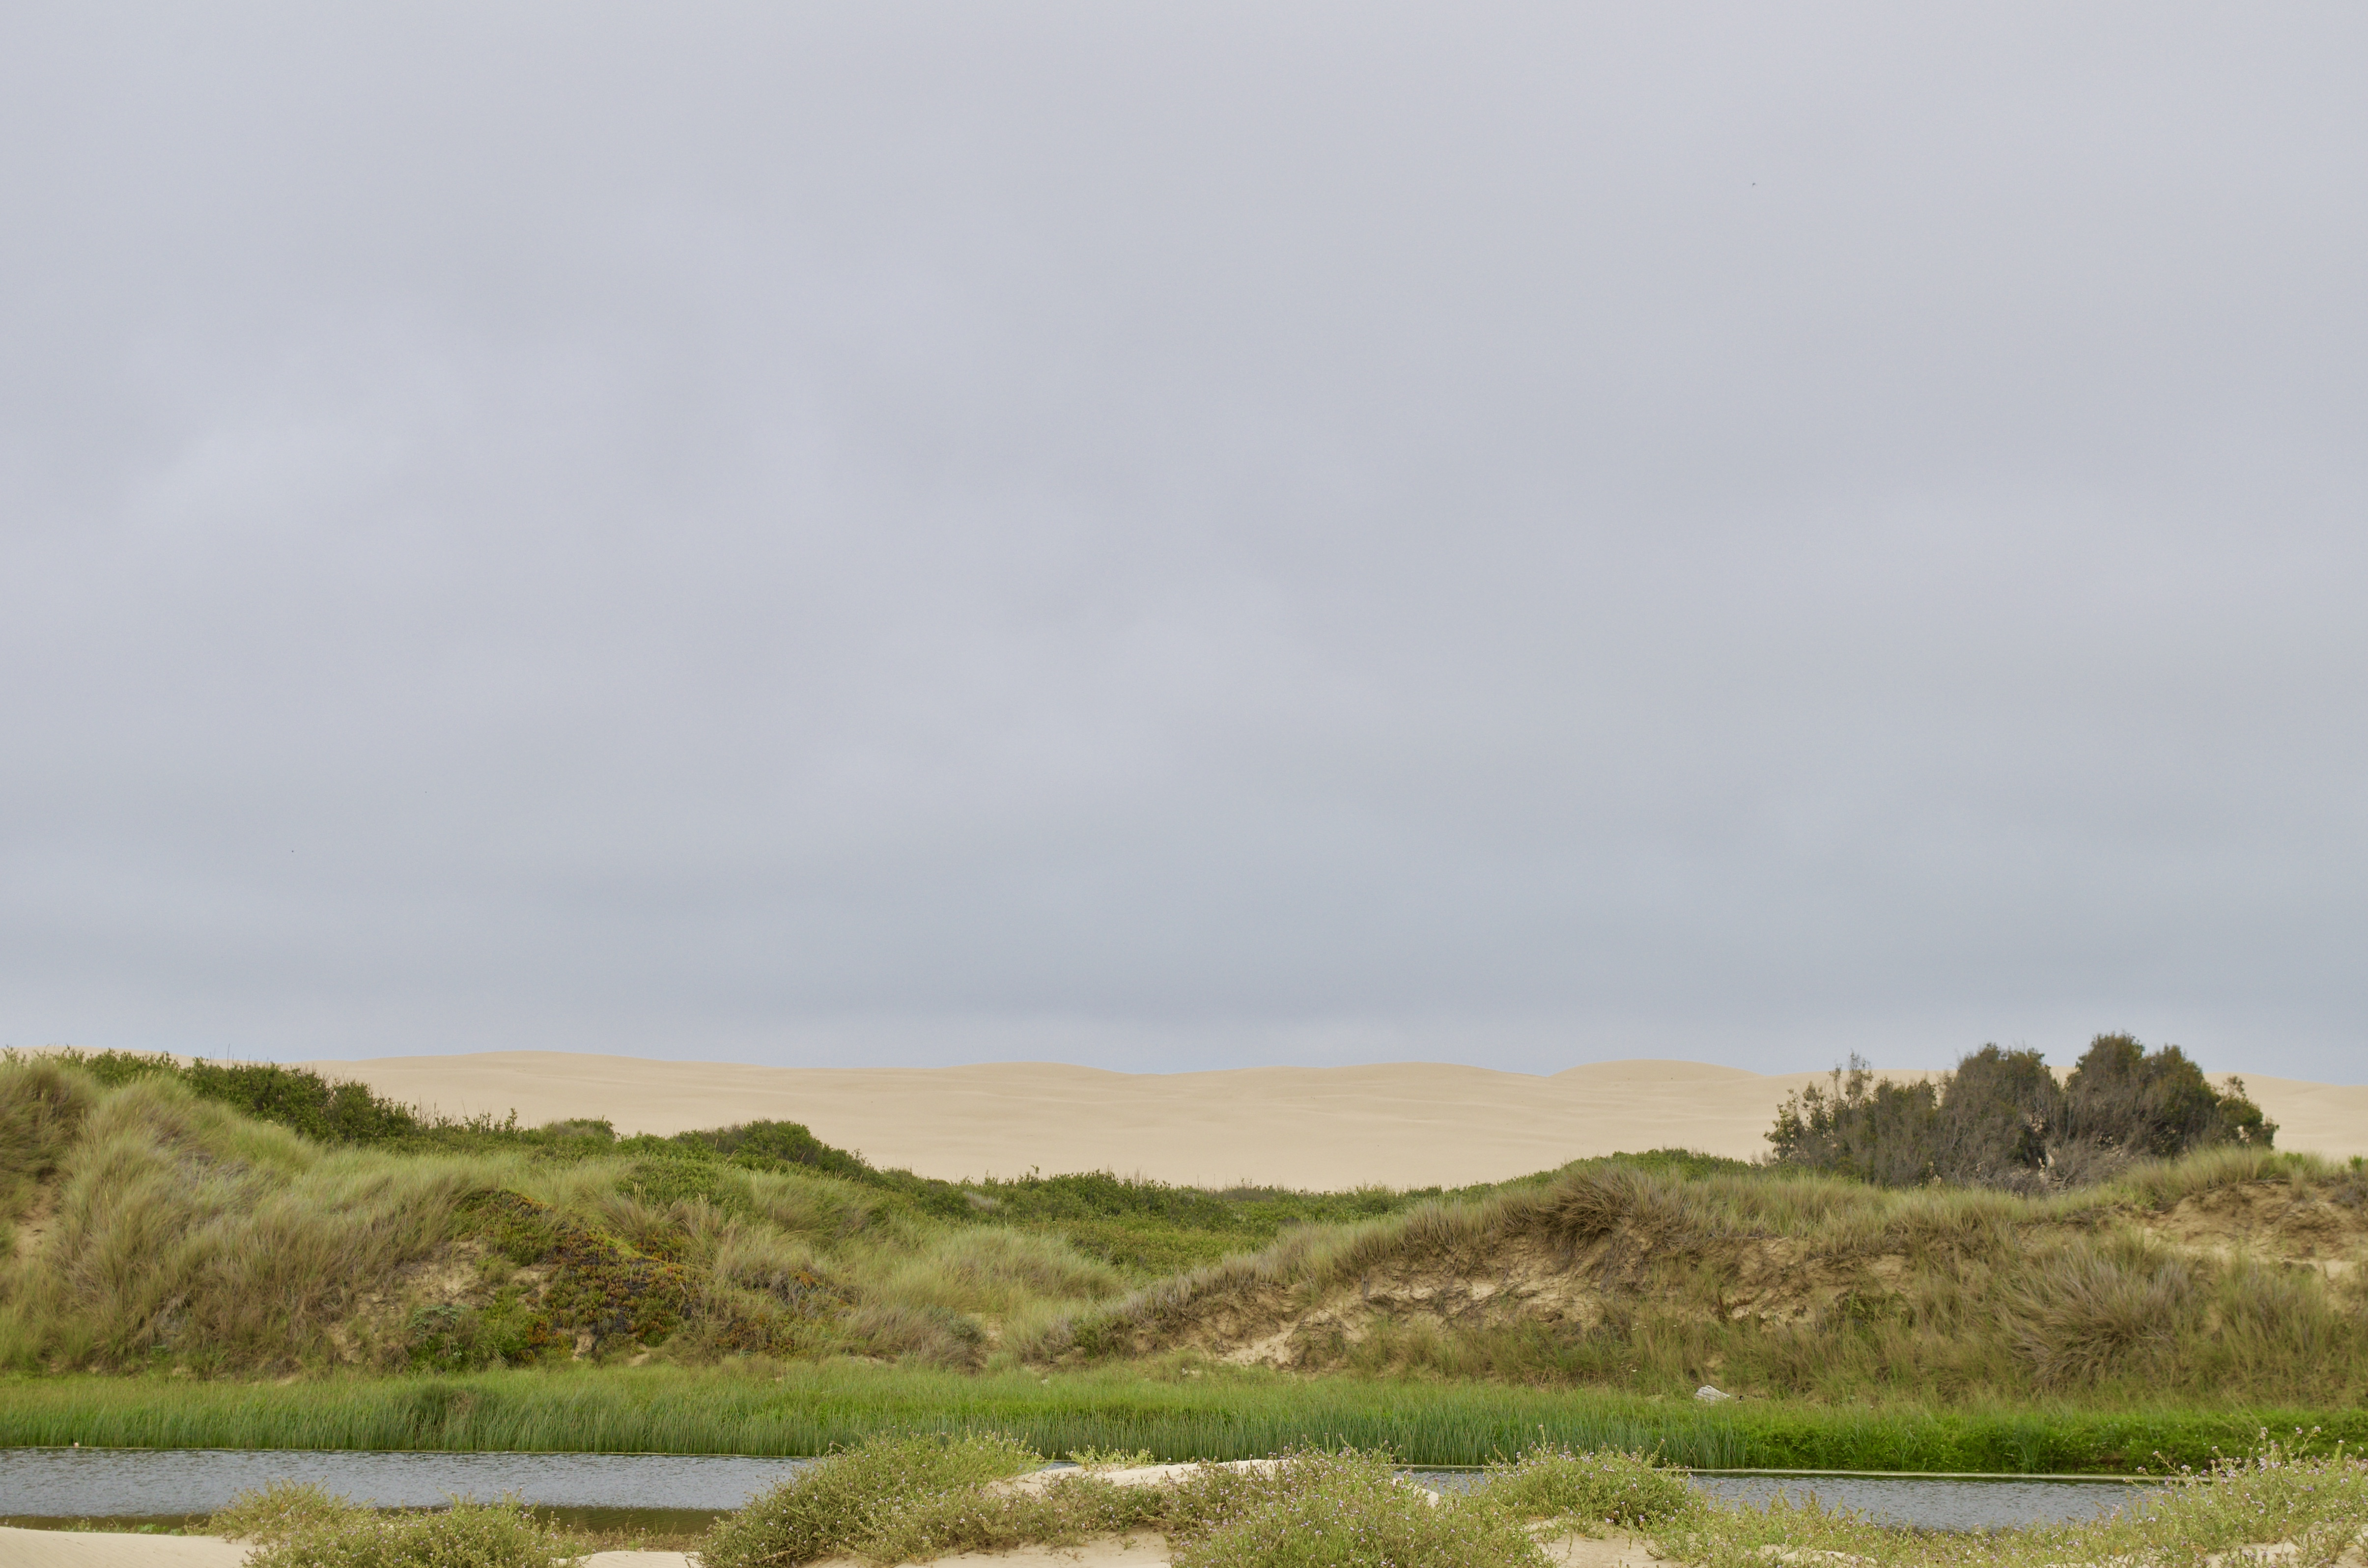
[1032,1152,2368,1401]
[7,1051,2368,1403]
[298,1052,2368,1187]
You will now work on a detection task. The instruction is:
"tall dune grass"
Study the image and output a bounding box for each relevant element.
[1043,1152,2368,1403]
[0,1060,1125,1374]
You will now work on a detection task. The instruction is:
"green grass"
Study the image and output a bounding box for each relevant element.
[6,1363,2368,1473]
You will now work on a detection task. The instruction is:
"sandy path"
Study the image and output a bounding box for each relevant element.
[303,1053,2367,1189]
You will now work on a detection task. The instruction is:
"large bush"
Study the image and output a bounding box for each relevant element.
[1769,1035,2274,1189]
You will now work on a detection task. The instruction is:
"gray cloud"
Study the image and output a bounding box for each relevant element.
[3,2,2364,1078]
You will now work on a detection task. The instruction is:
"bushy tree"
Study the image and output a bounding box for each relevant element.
[2062,1033,2273,1157]
[1768,1034,2274,1189]
[1766,1057,1944,1187]
[1934,1044,2060,1182]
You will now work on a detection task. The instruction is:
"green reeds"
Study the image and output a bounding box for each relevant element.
[6,1364,2367,1473]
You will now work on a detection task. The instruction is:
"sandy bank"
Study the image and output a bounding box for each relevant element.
[0,1528,1662,1568]
[300,1053,2366,1189]
[0,1535,692,1568]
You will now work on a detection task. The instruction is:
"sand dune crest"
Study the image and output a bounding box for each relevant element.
[303,1053,2366,1189]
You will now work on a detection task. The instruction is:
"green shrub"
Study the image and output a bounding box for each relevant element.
[1482,1443,1700,1529]
[679,1120,877,1183]
[698,1430,1043,1568]
[27,1049,424,1146]
[2064,1033,2275,1156]
[211,1480,359,1546]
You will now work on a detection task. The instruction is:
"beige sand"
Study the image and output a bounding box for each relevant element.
[0,1531,1657,1568]
[0,1530,248,1568]
[0,1535,695,1568]
[303,1053,2368,1190]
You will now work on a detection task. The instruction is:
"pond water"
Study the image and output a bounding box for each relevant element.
[0,1449,813,1537]
[1412,1469,2159,1532]
[1,1449,2162,1535]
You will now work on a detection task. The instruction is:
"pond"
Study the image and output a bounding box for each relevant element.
[1414,1468,2160,1531]
[1,1449,2163,1535]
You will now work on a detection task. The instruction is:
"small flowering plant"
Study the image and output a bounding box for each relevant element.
[1483,1441,1702,1532]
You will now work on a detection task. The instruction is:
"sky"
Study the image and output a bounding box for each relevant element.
[3,4,2364,1082]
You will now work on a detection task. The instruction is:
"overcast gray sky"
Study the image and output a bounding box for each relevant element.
[4,3,2364,1081]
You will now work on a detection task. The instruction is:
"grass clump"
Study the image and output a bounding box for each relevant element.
[209,1479,360,1545]
[211,1481,583,1568]
[1162,1449,1543,1568]
[843,1475,1158,1564]
[1481,1442,1699,1531]
[699,1430,1043,1567]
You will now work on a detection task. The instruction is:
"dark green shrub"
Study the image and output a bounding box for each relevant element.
[23,1048,422,1146]
[2064,1033,2274,1156]
[677,1120,877,1182]
[1771,1036,2274,1190]
[1935,1044,2060,1181]
[1766,1058,1944,1186]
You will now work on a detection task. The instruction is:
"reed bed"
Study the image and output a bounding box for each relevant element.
[7,1364,2368,1473]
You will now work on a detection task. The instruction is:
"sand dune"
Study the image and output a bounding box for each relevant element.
[304,1053,2368,1190]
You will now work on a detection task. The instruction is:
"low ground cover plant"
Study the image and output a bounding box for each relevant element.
[1159,1449,1545,1568]
[210,1480,583,1568]
[1481,1442,1700,1529]
[700,1431,1046,1567]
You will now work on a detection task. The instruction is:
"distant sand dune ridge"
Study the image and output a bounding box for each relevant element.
[302,1053,2368,1190]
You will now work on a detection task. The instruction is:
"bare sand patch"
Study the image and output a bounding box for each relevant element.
[0,1529,248,1568]
[297,1054,2364,1189]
